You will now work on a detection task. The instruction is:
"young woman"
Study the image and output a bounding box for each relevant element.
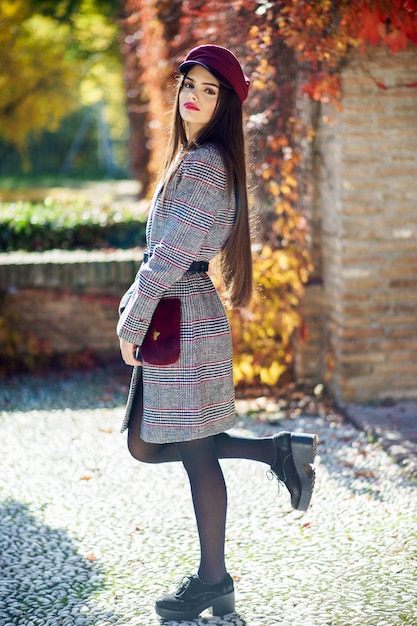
[117,44,317,621]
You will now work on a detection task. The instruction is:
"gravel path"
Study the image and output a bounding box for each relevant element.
[1,368,416,626]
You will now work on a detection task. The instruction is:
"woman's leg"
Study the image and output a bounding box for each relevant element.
[176,436,227,584]
[126,372,274,466]
[215,431,317,512]
[214,432,274,464]
[128,410,275,466]
[126,381,316,511]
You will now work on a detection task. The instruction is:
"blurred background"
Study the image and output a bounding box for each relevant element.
[1,1,416,403]
[0,0,128,185]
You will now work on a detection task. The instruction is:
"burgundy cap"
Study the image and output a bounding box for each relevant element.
[179,44,250,104]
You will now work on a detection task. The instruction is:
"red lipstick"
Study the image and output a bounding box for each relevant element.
[184,102,200,111]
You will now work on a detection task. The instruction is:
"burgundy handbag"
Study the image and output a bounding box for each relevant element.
[140,298,181,365]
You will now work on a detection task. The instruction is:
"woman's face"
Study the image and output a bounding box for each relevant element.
[179,64,220,140]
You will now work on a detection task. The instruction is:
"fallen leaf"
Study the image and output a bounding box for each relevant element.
[354,470,375,479]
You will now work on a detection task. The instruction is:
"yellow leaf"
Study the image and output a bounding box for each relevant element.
[260,361,286,386]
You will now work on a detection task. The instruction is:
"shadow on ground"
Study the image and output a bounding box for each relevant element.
[0,364,131,413]
[0,499,118,625]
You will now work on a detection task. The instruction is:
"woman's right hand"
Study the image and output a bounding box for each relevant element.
[119,338,142,366]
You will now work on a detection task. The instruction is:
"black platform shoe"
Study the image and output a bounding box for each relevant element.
[155,573,235,621]
[269,431,317,511]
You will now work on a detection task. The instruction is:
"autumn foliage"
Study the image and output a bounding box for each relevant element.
[0,0,125,166]
[121,0,417,390]
[278,0,417,103]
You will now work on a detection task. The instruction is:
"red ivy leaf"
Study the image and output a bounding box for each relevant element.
[357,9,385,46]
[404,0,417,17]
[382,28,409,54]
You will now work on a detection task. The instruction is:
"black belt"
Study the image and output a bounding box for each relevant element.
[143,252,208,273]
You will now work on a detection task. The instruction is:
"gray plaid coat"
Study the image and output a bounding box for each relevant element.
[117,143,237,443]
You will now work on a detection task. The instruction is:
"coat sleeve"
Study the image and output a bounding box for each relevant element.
[117,145,232,345]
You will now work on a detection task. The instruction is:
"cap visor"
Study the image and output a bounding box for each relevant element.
[178,61,233,89]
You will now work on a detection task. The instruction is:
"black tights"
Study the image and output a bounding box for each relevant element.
[126,386,274,584]
[177,437,228,583]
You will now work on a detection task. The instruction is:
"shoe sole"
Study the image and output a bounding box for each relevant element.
[291,433,318,512]
[155,590,235,620]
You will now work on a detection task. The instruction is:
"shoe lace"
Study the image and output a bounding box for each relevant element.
[266,468,283,493]
[267,448,291,485]
[173,574,195,593]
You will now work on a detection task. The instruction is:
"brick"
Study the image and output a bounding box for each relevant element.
[379,266,417,279]
[340,304,389,316]
[341,178,390,192]
[374,114,417,128]
[345,241,416,254]
[341,279,382,290]
[335,327,384,340]
[337,292,370,303]
[341,256,386,268]
[341,103,386,114]
[387,328,417,339]
[389,279,417,289]
[390,302,417,317]
[342,205,384,216]
[384,350,417,362]
[384,378,417,393]
[382,128,417,140]
[340,267,373,278]
[375,166,417,178]
[377,314,417,325]
[339,340,378,352]
[390,153,417,163]
[373,362,417,375]
[338,363,374,377]
[374,292,417,304]
[339,352,386,364]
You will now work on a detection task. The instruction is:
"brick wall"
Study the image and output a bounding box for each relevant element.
[0,249,142,362]
[296,46,417,402]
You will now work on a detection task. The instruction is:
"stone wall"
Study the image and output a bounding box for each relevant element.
[0,249,142,362]
[296,46,417,402]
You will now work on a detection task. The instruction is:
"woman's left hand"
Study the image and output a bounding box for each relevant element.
[119,338,142,366]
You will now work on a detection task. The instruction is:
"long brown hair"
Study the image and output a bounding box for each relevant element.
[159,75,253,308]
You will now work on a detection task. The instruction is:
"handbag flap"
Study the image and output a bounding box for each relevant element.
[141,298,181,365]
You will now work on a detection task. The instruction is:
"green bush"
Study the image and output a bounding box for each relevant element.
[0,199,147,251]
